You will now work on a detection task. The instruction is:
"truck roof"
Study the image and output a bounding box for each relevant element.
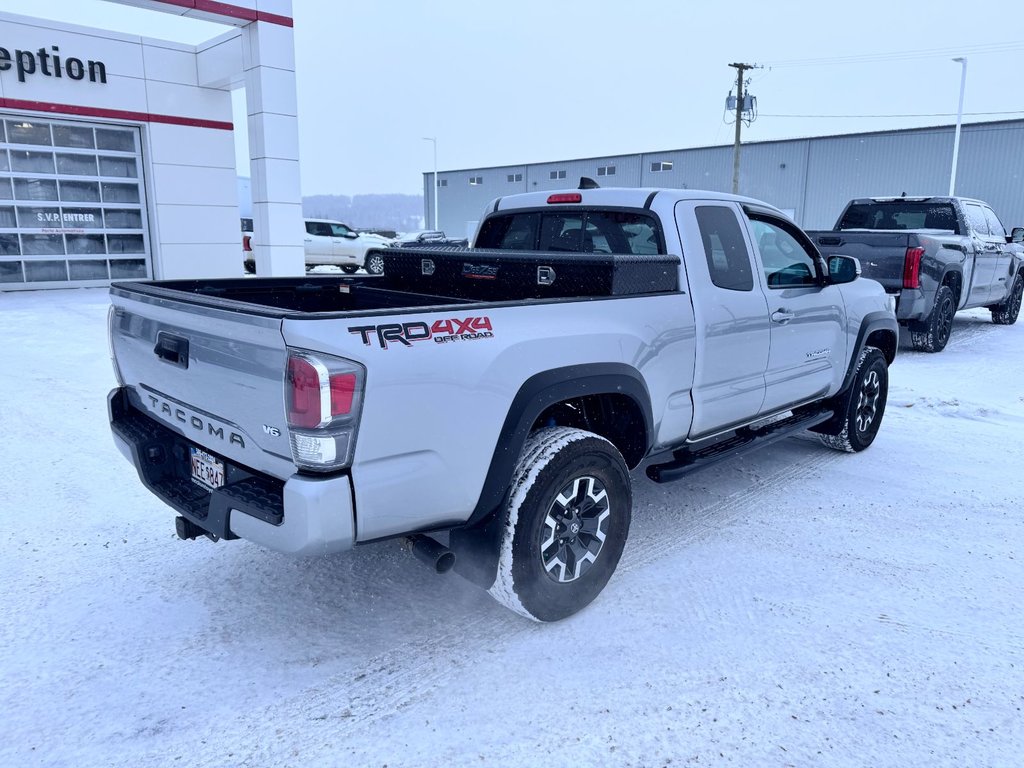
[489,186,788,217]
[851,196,986,206]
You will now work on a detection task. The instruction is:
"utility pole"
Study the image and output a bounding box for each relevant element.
[729,62,755,195]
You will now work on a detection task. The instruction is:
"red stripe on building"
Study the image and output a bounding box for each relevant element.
[147,0,294,27]
[0,98,234,131]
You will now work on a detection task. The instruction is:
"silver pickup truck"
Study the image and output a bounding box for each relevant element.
[108,187,898,621]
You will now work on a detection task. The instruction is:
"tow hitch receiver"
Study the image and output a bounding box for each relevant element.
[175,515,217,541]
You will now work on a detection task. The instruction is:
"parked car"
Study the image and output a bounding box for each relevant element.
[303,219,391,274]
[807,196,1024,352]
[390,230,470,248]
[241,218,254,274]
[107,186,897,621]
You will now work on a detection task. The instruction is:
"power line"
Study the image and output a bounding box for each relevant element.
[765,41,1024,68]
[760,110,1024,119]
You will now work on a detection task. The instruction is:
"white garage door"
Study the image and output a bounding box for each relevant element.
[0,114,151,290]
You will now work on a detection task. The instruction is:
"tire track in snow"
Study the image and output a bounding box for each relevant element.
[760,600,1024,656]
[227,442,844,763]
[620,446,844,575]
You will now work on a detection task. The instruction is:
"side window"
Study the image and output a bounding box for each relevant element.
[982,207,1006,239]
[305,221,318,236]
[694,205,753,291]
[965,204,989,236]
[328,223,353,237]
[751,217,820,288]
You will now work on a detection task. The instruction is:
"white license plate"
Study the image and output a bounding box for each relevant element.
[190,447,225,490]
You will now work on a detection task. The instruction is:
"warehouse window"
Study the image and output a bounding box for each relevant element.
[651,161,673,172]
[549,170,567,180]
[506,173,523,183]
[597,165,616,176]
[436,179,447,187]
[469,176,483,185]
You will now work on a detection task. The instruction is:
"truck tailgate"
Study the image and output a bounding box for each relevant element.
[809,231,911,289]
[108,285,295,480]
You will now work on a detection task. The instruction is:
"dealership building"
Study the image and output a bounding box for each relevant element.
[425,119,1024,239]
[0,0,302,291]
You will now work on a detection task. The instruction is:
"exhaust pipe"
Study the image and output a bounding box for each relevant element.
[406,535,456,574]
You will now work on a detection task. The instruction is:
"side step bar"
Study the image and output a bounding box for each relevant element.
[645,409,833,484]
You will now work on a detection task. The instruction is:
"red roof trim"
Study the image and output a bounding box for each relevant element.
[147,0,294,27]
[0,98,234,131]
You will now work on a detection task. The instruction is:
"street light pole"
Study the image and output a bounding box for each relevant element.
[423,137,438,230]
[949,57,968,196]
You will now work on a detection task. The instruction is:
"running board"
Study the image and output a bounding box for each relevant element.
[645,409,833,484]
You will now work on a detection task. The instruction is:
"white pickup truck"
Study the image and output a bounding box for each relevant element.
[108,186,898,621]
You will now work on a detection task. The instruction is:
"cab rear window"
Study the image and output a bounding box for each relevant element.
[476,209,665,254]
[837,202,960,234]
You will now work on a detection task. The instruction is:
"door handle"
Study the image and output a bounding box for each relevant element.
[154,332,189,369]
[771,310,795,324]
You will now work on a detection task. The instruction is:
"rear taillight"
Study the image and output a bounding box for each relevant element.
[243,234,252,251]
[903,246,924,289]
[285,351,365,471]
[547,193,582,204]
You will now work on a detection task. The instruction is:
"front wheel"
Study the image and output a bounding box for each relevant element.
[817,346,889,453]
[340,265,358,275]
[365,253,385,275]
[488,427,632,622]
[991,272,1023,325]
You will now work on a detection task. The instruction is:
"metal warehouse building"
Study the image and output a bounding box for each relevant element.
[425,119,1024,239]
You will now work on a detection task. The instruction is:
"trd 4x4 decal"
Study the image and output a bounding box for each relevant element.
[349,317,494,349]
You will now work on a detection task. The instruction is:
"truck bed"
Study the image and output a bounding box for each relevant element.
[115,247,680,316]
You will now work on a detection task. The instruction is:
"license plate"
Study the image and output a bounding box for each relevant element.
[190,447,225,490]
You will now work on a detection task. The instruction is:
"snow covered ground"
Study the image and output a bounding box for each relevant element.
[1,287,1022,768]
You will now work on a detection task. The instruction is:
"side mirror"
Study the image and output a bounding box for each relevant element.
[828,254,861,285]
[344,232,359,239]
[1011,227,1024,243]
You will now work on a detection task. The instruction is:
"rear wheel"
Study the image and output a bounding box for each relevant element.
[340,265,358,275]
[488,427,632,622]
[818,346,888,453]
[910,284,955,352]
[990,273,1023,325]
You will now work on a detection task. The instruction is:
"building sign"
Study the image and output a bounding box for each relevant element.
[0,45,107,84]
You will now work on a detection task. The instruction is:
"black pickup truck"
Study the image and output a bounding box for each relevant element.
[807,196,1024,352]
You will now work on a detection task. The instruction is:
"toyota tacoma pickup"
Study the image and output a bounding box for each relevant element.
[807,196,1024,352]
[108,186,897,621]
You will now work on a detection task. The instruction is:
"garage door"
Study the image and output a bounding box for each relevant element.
[0,114,151,290]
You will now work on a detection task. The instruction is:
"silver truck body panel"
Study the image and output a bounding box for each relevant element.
[282,294,696,541]
[109,289,295,480]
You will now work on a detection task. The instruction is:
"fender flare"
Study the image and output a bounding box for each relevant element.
[465,363,653,527]
[840,311,898,394]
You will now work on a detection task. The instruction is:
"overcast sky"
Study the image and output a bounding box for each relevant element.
[5,0,1024,196]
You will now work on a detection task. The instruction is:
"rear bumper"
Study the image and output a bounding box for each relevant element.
[893,286,935,322]
[108,388,355,556]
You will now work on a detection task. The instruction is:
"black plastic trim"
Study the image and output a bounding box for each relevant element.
[643,190,659,210]
[841,311,899,392]
[465,363,653,527]
[108,388,286,540]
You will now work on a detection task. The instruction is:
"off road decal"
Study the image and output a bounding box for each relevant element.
[348,317,494,349]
